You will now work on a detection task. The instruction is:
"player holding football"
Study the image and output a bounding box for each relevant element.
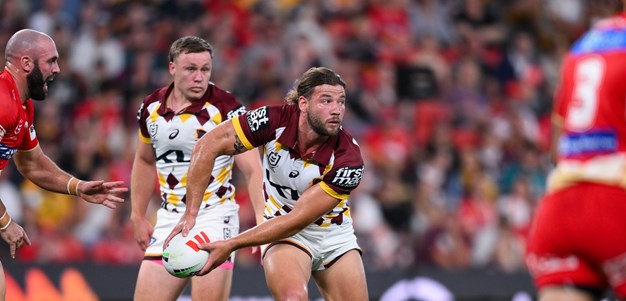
[166,67,368,300]
[526,1,626,300]
[0,29,127,301]
[131,36,264,301]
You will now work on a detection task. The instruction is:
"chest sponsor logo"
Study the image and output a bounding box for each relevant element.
[331,166,364,188]
[14,119,24,134]
[268,152,281,168]
[246,106,269,132]
[169,129,180,139]
[149,124,158,139]
[227,105,247,120]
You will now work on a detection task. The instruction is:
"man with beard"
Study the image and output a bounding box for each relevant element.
[165,67,369,300]
[0,29,128,301]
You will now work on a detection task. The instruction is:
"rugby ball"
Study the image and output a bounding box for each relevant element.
[162,230,210,278]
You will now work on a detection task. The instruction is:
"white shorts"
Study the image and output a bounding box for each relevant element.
[145,206,239,267]
[261,224,361,271]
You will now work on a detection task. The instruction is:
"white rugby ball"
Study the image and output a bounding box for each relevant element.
[162,230,210,278]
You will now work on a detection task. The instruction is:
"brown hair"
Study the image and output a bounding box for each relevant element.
[168,36,214,63]
[285,67,346,104]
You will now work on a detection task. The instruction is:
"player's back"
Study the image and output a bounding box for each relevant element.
[549,12,626,191]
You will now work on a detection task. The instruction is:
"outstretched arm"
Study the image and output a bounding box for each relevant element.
[13,145,127,208]
[164,120,248,244]
[198,184,340,275]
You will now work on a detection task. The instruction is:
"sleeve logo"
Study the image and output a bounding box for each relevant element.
[246,106,269,132]
[331,166,364,188]
[227,105,247,120]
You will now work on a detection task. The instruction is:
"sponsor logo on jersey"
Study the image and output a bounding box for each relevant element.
[227,105,247,120]
[14,119,23,134]
[0,144,18,160]
[268,152,281,168]
[331,166,364,188]
[558,130,617,156]
[169,129,180,139]
[289,170,300,178]
[0,125,6,140]
[246,106,269,132]
[29,125,36,141]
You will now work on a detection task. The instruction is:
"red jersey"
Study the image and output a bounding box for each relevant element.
[0,69,38,171]
[549,12,626,192]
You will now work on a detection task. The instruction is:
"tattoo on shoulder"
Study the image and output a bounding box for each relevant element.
[233,134,247,154]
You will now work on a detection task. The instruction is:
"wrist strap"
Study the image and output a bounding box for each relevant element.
[67,177,81,195]
[0,212,11,231]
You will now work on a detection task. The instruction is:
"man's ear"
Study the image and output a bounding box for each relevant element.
[168,61,175,76]
[298,95,308,112]
[20,56,33,72]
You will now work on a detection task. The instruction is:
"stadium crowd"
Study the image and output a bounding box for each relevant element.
[0,0,612,273]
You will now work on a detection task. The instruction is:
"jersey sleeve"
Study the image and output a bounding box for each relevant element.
[136,100,151,143]
[319,136,365,200]
[231,105,284,150]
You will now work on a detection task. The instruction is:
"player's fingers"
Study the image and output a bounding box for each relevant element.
[105,196,125,203]
[23,233,31,246]
[10,243,16,259]
[101,200,117,209]
[103,181,126,188]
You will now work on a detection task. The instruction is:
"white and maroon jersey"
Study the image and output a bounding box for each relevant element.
[232,105,364,228]
[137,83,247,213]
[549,12,626,191]
[0,70,38,171]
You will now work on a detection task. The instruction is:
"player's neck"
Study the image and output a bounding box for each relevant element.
[296,120,327,157]
[4,65,28,104]
[167,90,192,114]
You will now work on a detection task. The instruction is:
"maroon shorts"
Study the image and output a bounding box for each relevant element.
[526,182,626,298]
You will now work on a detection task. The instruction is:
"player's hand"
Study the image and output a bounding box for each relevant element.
[0,221,31,259]
[198,240,234,276]
[131,216,154,251]
[78,180,128,209]
[164,213,197,248]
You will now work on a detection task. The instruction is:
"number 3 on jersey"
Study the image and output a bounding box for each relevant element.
[566,56,605,131]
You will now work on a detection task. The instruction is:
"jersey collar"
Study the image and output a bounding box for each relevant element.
[157,83,213,117]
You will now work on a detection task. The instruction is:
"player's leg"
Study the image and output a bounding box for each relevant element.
[263,243,313,301]
[134,260,188,301]
[312,249,368,301]
[190,264,233,301]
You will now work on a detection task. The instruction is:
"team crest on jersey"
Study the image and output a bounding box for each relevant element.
[149,124,158,139]
[246,106,269,132]
[223,228,231,239]
[331,166,364,189]
[268,152,281,168]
